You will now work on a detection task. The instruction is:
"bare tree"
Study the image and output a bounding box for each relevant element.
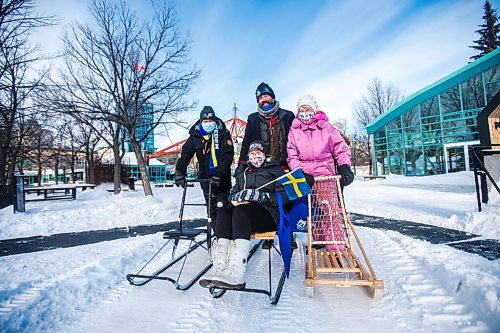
[73,120,102,184]
[353,78,404,175]
[25,119,54,186]
[0,0,54,185]
[349,128,370,175]
[53,0,199,196]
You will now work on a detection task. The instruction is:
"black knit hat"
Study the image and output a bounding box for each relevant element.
[200,106,215,121]
[248,140,268,155]
[255,82,275,101]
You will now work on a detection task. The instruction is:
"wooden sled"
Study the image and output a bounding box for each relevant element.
[305,176,384,298]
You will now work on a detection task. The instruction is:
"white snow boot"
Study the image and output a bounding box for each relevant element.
[210,238,231,280]
[212,238,250,289]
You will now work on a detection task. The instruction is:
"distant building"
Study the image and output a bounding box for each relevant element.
[367,49,500,176]
[122,152,167,183]
[122,104,155,154]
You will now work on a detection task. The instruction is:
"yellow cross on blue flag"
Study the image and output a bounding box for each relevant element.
[277,168,311,200]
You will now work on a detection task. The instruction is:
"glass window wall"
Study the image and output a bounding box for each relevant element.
[372,63,498,176]
[461,74,485,110]
[440,86,461,113]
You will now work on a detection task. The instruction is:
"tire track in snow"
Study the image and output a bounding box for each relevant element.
[364,228,489,332]
[168,240,317,333]
[0,235,164,332]
[168,241,308,332]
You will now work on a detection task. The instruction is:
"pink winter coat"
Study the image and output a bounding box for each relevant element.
[287,111,351,177]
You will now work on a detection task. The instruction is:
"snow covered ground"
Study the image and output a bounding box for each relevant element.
[0,172,499,332]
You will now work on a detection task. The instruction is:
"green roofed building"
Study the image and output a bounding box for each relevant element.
[366,49,500,176]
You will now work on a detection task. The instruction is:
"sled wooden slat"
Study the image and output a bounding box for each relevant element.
[335,251,345,268]
[305,176,384,298]
[343,251,356,268]
[251,231,276,240]
[329,252,340,269]
[317,251,325,269]
[324,252,333,269]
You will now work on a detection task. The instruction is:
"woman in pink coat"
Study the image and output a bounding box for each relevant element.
[287,95,354,250]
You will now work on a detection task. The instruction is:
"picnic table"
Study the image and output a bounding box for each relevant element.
[24,184,97,202]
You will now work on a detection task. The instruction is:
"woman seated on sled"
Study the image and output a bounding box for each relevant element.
[205,140,289,289]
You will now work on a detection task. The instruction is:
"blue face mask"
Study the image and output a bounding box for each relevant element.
[261,103,275,111]
[201,121,216,134]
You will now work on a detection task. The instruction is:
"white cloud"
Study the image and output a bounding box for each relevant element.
[31,0,489,148]
[277,0,482,132]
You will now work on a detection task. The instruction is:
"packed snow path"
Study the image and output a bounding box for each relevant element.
[1,214,498,260]
[1,173,498,332]
[1,227,498,332]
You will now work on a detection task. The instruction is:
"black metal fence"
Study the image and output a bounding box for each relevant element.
[0,183,15,210]
[471,144,500,212]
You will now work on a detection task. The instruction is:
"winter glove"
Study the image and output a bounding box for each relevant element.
[230,190,249,206]
[240,189,258,201]
[174,170,186,188]
[211,175,221,186]
[304,172,315,187]
[255,191,270,204]
[240,189,270,204]
[338,164,354,187]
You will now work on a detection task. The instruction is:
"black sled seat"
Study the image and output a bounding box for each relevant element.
[126,179,214,290]
[202,231,288,305]
[163,228,205,240]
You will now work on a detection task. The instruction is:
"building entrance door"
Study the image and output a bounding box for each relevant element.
[443,141,479,173]
[446,146,465,173]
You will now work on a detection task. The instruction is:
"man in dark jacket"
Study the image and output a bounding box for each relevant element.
[239,83,295,170]
[175,106,234,221]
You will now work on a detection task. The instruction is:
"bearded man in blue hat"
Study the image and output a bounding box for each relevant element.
[175,106,234,221]
[238,82,295,170]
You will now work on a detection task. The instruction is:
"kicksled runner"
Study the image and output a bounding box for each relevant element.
[198,229,287,305]
[126,179,280,299]
[126,179,215,290]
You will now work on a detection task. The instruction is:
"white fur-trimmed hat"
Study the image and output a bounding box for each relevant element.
[297,95,318,112]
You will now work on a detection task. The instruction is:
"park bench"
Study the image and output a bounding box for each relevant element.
[363,175,386,181]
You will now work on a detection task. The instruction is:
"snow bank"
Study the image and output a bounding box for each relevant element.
[345,172,500,239]
[1,172,498,240]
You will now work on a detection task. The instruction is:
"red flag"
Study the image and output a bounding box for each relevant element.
[135,63,145,72]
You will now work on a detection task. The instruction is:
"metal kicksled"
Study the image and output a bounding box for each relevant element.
[126,179,214,290]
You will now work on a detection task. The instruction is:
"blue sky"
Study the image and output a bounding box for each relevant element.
[35,0,496,148]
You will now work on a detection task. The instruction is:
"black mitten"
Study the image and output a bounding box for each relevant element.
[338,164,354,187]
[174,170,186,188]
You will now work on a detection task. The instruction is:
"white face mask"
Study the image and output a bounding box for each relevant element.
[298,110,315,123]
[248,151,265,168]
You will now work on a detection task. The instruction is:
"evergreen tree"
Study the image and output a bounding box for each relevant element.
[470,0,500,60]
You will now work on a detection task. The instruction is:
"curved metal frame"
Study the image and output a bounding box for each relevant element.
[126,179,215,290]
[205,240,287,305]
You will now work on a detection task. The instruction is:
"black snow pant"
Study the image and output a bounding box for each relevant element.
[214,202,277,240]
[201,182,229,230]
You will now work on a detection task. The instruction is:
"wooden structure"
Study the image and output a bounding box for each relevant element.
[305,176,383,297]
[488,104,500,145]
[478,91,500,146]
